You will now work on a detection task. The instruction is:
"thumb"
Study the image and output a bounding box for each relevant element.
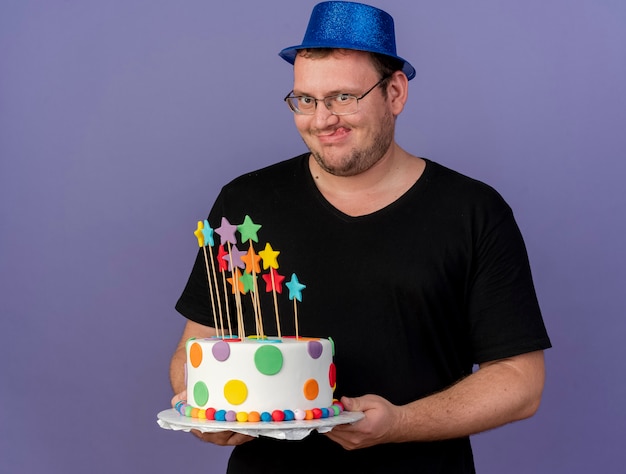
[341,395,359,412]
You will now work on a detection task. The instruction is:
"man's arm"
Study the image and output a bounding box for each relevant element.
[169,319,217,395]
[326,350,546,449]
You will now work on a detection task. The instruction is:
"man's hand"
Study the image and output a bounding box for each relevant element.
[325,395,403,450]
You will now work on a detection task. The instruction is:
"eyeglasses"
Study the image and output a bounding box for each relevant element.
[283,75,390,116]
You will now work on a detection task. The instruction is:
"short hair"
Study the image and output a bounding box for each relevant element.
[296,48,404,97]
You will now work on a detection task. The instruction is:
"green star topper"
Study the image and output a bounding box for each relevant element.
[237,215,262,243]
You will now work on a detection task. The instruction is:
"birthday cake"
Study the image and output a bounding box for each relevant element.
[174,215,342,422]
[177,336,339,422]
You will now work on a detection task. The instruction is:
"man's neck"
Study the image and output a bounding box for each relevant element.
[308,145,425,217]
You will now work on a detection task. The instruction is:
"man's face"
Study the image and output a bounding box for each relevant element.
[292,50,396,177]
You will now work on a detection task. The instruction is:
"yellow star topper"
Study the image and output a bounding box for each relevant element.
[194,221,204,247]
[258,242,280,270]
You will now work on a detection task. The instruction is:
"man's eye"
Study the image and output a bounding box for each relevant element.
[335,94,352,103]
[299,97,315,106]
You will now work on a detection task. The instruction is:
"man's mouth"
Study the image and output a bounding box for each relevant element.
[315,127,350,142]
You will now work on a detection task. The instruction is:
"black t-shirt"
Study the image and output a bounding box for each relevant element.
[176,154,551,473]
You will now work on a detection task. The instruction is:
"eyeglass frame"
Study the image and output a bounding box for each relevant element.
[283,75,391,116]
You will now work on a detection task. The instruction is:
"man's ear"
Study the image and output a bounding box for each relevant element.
[388,70,409,116]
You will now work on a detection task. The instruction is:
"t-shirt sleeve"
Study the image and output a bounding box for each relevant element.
[467,201,551,363]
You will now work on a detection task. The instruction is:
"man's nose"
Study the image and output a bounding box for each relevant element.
[312,100,338,126]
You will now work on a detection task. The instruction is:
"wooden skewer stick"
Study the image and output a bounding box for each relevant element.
[293,298,299,340]
[253,275,264,338]
[270,269,282,338]
[226,241,245,338]
[207,244,225,338]
[220,269,232,337]
[201,246,219,334]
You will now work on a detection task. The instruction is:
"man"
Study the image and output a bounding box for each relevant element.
[170,2,551,472]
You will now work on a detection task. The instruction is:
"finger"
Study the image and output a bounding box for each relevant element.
[170,390,187,407]
[191,429,254,446]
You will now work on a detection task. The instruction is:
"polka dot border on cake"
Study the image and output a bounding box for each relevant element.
[175,399,345,423]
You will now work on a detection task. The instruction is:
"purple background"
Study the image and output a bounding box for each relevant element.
[2,1,625,472]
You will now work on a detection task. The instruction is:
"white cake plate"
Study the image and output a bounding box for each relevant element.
[157,408,364,441]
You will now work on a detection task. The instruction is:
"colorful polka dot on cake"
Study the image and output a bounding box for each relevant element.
[224,379,248,405]
[212,340,230,361]
[189,342,203,368]
[254,344,283,375]
[329,363,336,388]
[307,340,323,359]
[193,381,209,406]
[303,378,319,400]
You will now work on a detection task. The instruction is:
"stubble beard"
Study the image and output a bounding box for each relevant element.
[304,111,395,177]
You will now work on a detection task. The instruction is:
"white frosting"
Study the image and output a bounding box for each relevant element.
[186,337,335,415]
